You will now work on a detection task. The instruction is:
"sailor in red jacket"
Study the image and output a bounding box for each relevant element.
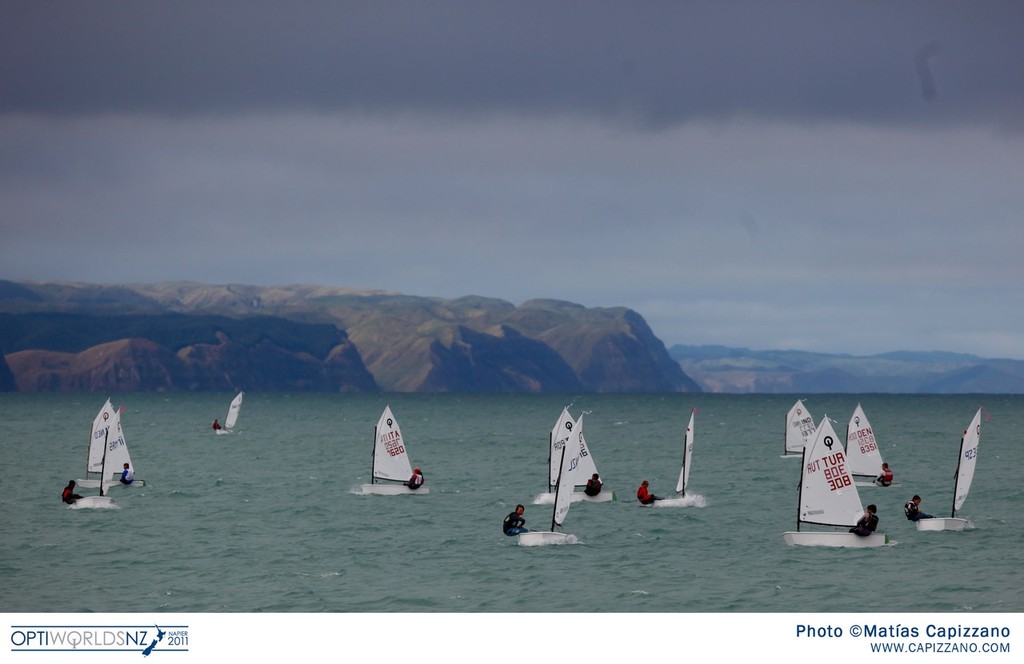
[636,479,662,505]
[874,462,893,487]
[61,480,83,504]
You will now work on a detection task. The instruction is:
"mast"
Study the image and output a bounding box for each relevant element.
[547,425,555,493]
[950,432,965,519]
[370,420,379,485]
[795,446,807,531]
[98,424,110,497]
[550,444,568,532]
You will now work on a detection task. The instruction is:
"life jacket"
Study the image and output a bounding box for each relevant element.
[503,512,524,533]
[904,501,917,519]
[585,479,601,495]
[864,512,879,531]
[61,487,73,503]
[880,469,893,484]
[409,472,423,488]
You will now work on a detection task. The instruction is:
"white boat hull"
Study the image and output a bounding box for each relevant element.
[534,490,615,504]
[782,531,888,547]
[516,531,572,547]
[67,496,120,510]
[916,517,968,532]
[76,478,145,489]
[358,483,429,495]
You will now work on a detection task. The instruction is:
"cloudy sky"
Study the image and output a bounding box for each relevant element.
[2,1,1022,358]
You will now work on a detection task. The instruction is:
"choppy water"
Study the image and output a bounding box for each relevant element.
[2,392,1022,613]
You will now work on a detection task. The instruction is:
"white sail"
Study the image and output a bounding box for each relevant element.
[572,414,598,488]
[534,407,612,505]
[371,405,413,482]
[676,408,695,494]
[799,417,864,527]
[548,407,575,489]
[87,399,116,473]
[953,408,982,513]
[783,415,885,547]
[845,403,883,476]
[70,411,120,509]
[552,443,578,528]
[785,399,815,456]
[224,391,244,430]
[82,400,136,487]
[918,408,981,532]
[518,421,581,546]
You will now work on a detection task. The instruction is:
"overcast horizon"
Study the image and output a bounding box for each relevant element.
[2,2,1023,359]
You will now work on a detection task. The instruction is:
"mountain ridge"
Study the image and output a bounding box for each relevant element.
[670,344,1024,394]
[0,280,697,394]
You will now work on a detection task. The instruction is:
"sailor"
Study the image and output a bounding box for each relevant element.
[584,473,602,496]
[636,480,662,505]
[874,462,894,487]
[503,504,528,535]
[850,504,879,536]
[120,463,135,485]
[61,480,83,504]
[405,467,424,490]
[904,495,934,521]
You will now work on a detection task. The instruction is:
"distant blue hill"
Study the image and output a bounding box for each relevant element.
[669,344,1024,394]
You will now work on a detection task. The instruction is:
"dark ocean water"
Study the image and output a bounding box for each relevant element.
[2,392,1022,614]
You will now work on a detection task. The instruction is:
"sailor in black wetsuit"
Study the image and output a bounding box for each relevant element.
[503,504,528,535]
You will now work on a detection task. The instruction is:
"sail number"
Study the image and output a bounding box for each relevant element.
[849,428,877,454]
[380,431,405,457]
[964,446,978,460]
[806,451,852,491]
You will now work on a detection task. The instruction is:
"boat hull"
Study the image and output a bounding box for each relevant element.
[516,531,572,547]
[782,531,888,547]
[533,490,615,504]
[76,478,146,489]
[67,496,119,510]
[358,483,429,495]
[916,517,968,532]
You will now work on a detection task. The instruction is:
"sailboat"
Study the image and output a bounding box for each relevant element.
[534,407,613,504]
[846,403,887,486]
[917,408,982,532]
[77,399,144,489]
[675,408,696,496]
[358,404,429,495]
[517,421,581,547]
[784,399,815,458]
[782,415,888,547]
[216,391,244,435]
[68,410,120,509]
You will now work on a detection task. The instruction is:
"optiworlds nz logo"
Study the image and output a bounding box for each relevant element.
[9,623,189,656]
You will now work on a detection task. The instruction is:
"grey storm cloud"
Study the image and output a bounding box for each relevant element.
[2,1,1023,129]
[2,1,1024,359]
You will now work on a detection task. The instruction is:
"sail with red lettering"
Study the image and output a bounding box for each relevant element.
[783,415,887,547]
[845,403,884,477]
[358,405,429,495]
[371,404,412,481]
[797,416,863,527]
